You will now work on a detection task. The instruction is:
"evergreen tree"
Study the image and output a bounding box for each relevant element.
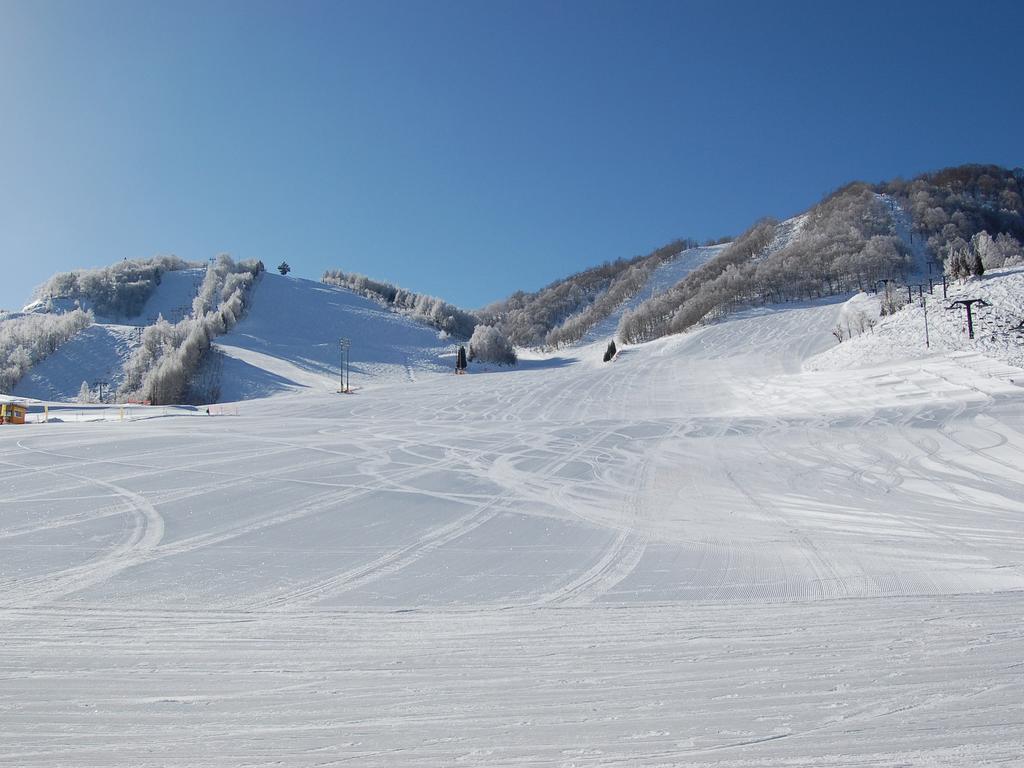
[277,262,291,276]
[971,250,985,277]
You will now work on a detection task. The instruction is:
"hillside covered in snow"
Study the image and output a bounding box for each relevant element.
[5,164,1022,409]
[3,270,1024,765]
[2,163,1024,767]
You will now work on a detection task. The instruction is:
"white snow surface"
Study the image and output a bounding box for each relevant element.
[214,274,455,399]
[765,212,808,257]
[877,193,937,282]
[811,265,1024,372]
[2,276,1024,766]
[11,324,138,401]
[11,269,209,401]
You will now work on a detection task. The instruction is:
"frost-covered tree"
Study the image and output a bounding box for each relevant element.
[971,231,998,269]
[322,270,478,338]
[467,324,517,366]
[945,241,971,280]
[0,309,93,393]
[617,184,918,345]
[882,165,1024,272]
[118,257,262,405]
[994,232,1023,266]
[479,239,698,348]
[32,256,196,318]
[77,380,95,404]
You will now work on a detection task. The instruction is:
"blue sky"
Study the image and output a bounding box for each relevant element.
[1,0,1022,311]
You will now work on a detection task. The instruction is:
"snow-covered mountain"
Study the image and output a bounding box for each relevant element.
[3,166,1024,765]
[10,271,460,403]
[5,164,1021,407]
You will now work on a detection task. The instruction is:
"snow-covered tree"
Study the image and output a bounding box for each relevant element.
[32,256,195,318]
[603,340,617,362]
[467,324,517,366]
[994,233,1023,266]
[971,249,985,277]
[0,309,93,393]
[118,257,262,405]
[77,380,94,404]
[971,231,998,269]
[322,270,478,338]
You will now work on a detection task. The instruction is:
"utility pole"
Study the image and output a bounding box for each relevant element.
[947,299,989,340]
[339,338,351,393]
[921,295,930,348]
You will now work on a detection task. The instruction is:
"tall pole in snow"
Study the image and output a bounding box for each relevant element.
[339,338,351,393]
[921,296,930,349]
[342,337,354,393]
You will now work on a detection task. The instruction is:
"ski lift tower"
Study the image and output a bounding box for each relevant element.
[947,298,989,340]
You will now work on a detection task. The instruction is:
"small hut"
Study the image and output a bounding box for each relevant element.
[0,401,27,425]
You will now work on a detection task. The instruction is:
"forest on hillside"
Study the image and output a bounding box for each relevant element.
[31,256,199,318]
[619,165,1024,345]
[479,239,700,348]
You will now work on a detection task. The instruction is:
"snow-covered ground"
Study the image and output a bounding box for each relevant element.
[811,265,1024,372]
[878,193,937,282]
[11,269,208,401]
[214,274,456,399]
[2,279,1023,765]
[765,212,808,257]
[11,324,138,402]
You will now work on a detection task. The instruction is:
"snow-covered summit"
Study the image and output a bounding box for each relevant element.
[10,271,462,403]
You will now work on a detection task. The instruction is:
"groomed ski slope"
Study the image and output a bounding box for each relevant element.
[2,288,1023,766]
[12,269,207,401]
[213,274,455,399]
[11,272,457,402]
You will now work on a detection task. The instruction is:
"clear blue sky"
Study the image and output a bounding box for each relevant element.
[1,0,1022,312]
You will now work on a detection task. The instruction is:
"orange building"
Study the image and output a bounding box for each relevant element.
[0,402,27,425]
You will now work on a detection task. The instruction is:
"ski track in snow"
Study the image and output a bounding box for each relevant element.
[2,283,1024,765]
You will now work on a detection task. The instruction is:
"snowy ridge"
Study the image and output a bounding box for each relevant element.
[579,245,725,345]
